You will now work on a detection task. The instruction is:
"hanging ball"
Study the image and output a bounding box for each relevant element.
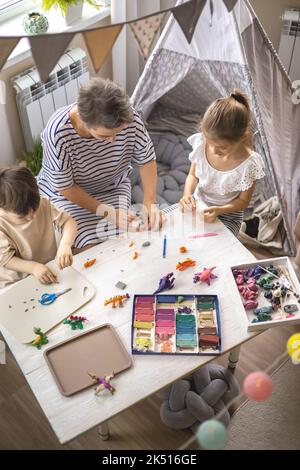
[196,419,228,450]
[243,371,273,401]
[287,333,300,365]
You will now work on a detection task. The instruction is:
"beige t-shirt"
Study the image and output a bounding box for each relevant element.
[0,198,70,288]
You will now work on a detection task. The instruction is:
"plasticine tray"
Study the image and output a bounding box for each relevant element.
[131,294,222,356]
[44,324,133,396]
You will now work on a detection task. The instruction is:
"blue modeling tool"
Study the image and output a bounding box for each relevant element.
[39,288,72,305]
[162,235,167,258]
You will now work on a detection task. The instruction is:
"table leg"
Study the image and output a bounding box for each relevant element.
[228,346,241,370]
[98,421,110,440]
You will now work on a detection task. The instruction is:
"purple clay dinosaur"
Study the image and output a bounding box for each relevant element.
[153,272,175,295]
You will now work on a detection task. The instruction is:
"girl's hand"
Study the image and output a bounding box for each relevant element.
[203,206,220,223]
[32,263,57,284]
[179,195,196,212]
[56,243,73,270]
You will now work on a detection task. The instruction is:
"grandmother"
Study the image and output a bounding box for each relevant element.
[37,78,162,249]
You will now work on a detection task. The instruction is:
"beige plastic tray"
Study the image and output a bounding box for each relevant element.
[44,324,133,396]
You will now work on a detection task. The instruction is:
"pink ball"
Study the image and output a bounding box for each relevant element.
[243,371,273,401]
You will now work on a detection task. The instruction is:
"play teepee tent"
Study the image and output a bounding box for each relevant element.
[132,0,300,255]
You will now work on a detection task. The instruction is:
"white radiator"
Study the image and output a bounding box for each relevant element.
[11,48,90,152]
[278,8,300,82]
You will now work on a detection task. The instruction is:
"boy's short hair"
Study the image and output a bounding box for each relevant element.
[0,166,40,216]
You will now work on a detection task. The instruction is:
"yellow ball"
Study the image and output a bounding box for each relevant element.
[287,333,300,364]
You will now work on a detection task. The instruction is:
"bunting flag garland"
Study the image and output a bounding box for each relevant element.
[0,0,238,83]
[29,32,74,83]
[83,24,122,73]
[223,0,239,13]
[0,38,20,70]
[172,0,206,43]
[129,12,166,61]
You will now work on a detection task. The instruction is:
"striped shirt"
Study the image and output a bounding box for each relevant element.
[37,104,156,248]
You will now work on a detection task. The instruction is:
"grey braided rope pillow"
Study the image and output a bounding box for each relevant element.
[160,364,240,432]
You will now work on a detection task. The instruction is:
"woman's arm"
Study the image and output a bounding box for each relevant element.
[60,185,138,230]
[139,160,164,230]
[60,184,101,214]
[203,184,256,222]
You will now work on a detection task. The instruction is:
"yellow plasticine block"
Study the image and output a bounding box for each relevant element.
[136,337,152,348]
[134,320,153,329]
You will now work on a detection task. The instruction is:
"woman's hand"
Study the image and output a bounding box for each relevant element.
[203,206,220,223]
[143,200,165,231]
[56,242,73,270]
[32,263,57,284]
[179,195,196,212]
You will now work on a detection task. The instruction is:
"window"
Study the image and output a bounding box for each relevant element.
[0,0,37,22]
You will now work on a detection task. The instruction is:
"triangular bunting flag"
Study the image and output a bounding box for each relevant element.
[129,12,166,60]
[83,25,123,73]
[223,0,238,12]
[29,33,74,83]
[0,37,20,71]
[172,0,206,43]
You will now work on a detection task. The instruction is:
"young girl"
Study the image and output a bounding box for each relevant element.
[179,90,265,236]
[0,167,77,288]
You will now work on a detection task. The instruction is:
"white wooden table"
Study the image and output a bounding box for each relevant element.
[0,206,257,444]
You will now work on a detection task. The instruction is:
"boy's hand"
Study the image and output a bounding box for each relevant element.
[179,195,196,212]
[32,263,57,284]
[56,243,73,270]
[203,206,220,223]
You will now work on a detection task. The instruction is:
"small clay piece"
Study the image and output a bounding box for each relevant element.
[252,313,272,323]
[63,315,87,330]
[30,299,35,301]
[31,327,48,349]
[153,272,175,295]
[193,267,217,286]
[129,241,134,247]
[84,258,96,268]
[178,306,192,314]
[115,281,127,290]
[236,274,244,285]
[8,305,12,309]
[254,306,273,315]
[264,291,273,300]
[132,251,138,260]
[104,293,130,308]
[243,300,258,310]
[283,304,298,314]
[88,371,115,396]
[177,296,185,304]
[179,246,187,253]
[25,309,29,312]
[176,258,196,271]
[142,241,151,247]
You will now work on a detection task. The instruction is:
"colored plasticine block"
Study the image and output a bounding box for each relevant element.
[199,335,219,346]
[134,321,153,329]
[155,327,175,335]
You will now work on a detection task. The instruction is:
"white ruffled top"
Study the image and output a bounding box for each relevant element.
[187,133,265,205]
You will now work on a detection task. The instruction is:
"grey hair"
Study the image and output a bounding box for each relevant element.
[77,78,134,129]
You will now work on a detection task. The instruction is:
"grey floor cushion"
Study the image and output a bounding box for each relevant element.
[130,132,191,206]
[160,364,240,432]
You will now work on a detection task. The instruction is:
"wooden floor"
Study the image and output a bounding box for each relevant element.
[0,248,299,450]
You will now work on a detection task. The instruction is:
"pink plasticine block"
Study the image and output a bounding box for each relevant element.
[156,320,175,327]
[155,327,175,335]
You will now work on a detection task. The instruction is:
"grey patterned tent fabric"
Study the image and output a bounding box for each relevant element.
[132,0,299,255]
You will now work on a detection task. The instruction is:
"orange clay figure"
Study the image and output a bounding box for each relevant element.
[176,258,196,271]
[179,246,187,253]
[129,241,134,247]
[84,258,96,268]
[104,293,130,308]
[132,251,138,260]
[161,340,173,353]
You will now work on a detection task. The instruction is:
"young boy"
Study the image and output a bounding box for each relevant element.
[0,167,77,288]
